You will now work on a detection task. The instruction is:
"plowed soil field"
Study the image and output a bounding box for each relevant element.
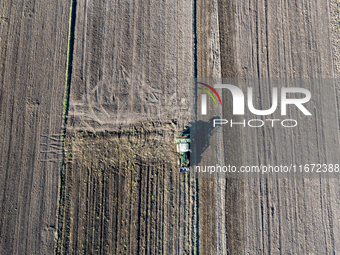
[2,0,340,254]
[0,0,69,254]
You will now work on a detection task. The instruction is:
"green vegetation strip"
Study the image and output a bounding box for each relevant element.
[57,0,76,253]
[63,0,75,123]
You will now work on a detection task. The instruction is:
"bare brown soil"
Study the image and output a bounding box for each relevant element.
[59,0,340,254]
[67,0,194,132]
[0,0,70,254]
[59,1,200,254]
[57,123,198,254]
[1,0,340,253]
[218,0,340,253]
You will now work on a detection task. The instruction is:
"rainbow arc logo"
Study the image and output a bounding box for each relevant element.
[197,82,222,115]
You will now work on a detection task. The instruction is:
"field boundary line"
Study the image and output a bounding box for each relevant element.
[56,0,76,253]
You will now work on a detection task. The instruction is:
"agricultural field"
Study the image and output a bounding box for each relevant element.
[57,123,198,254]
[217,0,340,253]
[0,0,70,254]
[67,0,194,131]
[1,0,340,254]
[58,0,200,253]
[219,1,340,254]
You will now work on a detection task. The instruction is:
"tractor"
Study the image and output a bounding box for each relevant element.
[175,133,191,172]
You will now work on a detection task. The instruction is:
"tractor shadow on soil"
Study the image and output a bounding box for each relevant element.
[185,116,219,166]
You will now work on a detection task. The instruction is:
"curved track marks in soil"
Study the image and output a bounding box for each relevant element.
[60,0,199,253]
[68,0,194,131]
[57,0,340,254]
